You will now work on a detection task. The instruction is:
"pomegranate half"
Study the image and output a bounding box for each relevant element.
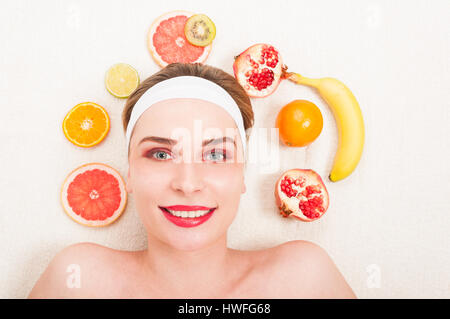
[233,43,284,98]
[274,169,330,222]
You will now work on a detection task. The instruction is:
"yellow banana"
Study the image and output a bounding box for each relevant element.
[283,72,365,182]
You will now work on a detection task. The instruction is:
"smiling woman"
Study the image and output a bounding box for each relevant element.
[28,63,355,299]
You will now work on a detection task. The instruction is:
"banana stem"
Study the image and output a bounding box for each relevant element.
[283,71,321,88]
[281,66,321,88]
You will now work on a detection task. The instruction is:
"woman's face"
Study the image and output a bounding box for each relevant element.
[126,98,246,251]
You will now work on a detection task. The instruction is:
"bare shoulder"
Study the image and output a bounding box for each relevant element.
[28,242,137,298]
[261,240,356,298]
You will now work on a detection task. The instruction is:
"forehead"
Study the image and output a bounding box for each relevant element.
[132,98,238,137]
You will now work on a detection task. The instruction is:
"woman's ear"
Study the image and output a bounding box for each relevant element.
[125,169,133,194]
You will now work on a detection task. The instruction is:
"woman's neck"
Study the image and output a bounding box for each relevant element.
[140,233,238,297]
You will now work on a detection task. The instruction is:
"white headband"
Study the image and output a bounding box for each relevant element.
[126,76,247,156]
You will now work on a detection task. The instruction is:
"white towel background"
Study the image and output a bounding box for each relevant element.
[1,0,449,298]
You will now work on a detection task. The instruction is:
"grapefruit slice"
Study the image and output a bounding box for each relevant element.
[61,163,127,227]
[147,10,212,67]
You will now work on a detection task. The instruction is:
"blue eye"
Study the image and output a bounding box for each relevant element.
[147,149,172,160]
[146,149,228,162]
[204,149,227,162]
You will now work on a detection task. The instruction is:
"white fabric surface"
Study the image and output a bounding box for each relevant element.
[0,0,449,298]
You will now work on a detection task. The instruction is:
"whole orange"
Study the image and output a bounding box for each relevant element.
[275,100,323,147]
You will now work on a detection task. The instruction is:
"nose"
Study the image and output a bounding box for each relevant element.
[170,162,206,195]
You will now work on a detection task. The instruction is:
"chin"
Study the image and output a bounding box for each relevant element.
[166,231,219,251]
[142,206,235,251]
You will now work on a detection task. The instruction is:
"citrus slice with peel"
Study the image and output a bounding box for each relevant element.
[62,102,110,147]
[184,14,216,47]
[105,63,140,98]
[61,163,127,227]
[147,10,212,67]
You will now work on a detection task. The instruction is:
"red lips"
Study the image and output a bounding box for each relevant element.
[159,207,216,228]
[162,205,215,211]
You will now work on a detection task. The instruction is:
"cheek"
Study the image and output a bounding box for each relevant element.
[130,160,244,203]
[205,165,244,201]
[130,163,171,202]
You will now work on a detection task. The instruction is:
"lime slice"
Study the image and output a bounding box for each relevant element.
[105,63,140,98]
[184,14,216,47]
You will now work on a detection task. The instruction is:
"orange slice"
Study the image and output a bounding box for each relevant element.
[63,102,110,147]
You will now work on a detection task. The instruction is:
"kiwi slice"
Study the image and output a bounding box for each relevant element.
[184,14,216,47]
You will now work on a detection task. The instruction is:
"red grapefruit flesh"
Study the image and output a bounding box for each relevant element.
[147,10,212,67]
[61,163,127,227]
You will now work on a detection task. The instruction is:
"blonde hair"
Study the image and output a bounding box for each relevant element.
[122,63,254,144]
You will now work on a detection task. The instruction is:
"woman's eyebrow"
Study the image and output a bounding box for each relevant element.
[138,136,236,147]
[202,136,236,147]
[139,136,177,146]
